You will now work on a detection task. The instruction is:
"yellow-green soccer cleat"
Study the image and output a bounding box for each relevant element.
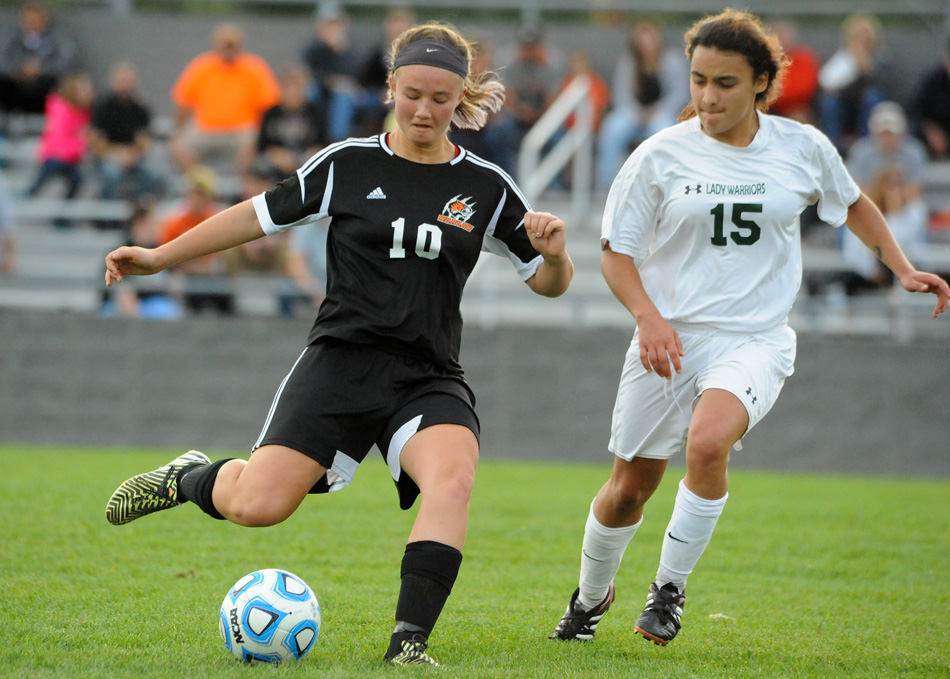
[384,634,442,667]
[105,450,210,525]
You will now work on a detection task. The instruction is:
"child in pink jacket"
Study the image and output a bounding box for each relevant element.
[27,72,93,202]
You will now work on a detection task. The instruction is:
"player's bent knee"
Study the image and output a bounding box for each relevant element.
[422,467,475,509]
[226,496,296,527]
[607,478,653,516]
[685,433,732,471]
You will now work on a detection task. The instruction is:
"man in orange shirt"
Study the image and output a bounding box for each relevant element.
[169,23,280,175]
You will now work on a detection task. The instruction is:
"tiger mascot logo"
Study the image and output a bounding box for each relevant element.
[437,194,476,232]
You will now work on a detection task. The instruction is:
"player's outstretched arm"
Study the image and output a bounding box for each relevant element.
[524,211,573,298]
[105,200,265,287]
[845,193,949,318]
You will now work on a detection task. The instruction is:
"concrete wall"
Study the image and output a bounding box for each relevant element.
[0,8,946,117]
[2,308,947,477]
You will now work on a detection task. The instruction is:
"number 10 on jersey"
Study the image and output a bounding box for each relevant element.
[390,218,443,260]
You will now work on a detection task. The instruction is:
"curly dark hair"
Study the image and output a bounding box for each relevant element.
[679,9,789,121]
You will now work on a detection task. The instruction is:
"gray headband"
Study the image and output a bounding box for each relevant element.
[392,39,468,78]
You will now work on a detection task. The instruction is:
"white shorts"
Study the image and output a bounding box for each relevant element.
[608,324,796,461]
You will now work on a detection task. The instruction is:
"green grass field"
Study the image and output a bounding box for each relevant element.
[1,446,947,678]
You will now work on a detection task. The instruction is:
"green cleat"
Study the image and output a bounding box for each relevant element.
[105,450,210,525]
[384,634,442,667]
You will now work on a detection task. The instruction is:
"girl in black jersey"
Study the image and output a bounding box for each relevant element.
[103,23,573,666]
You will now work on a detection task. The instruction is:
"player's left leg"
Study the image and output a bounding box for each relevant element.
[383,423,478,666]
[634,388,746,645]
[635,327,795,646]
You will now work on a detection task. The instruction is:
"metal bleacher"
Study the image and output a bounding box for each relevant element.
[2,109,949,341]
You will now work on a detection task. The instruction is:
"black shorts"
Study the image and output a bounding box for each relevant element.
[253,338,480,510]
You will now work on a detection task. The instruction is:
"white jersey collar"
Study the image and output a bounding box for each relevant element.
[692,109,771,153]
[378,132,468,165]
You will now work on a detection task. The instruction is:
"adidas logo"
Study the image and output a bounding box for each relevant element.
[367,187,387,199]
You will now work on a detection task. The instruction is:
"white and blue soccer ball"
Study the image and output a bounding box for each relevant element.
[219,568,321,664]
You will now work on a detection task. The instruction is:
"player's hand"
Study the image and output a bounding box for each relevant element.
[637,312,684,380]
[104,246,162,287]
[524,211,566,259]
[898,270,949,318]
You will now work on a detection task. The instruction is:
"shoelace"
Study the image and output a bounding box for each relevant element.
[647,591,683,625]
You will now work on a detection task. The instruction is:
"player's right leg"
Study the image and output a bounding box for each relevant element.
[207,445,327,526]
[550,456,667,641]
[105,450,210,525]
[552,331,697,641]
[104,445,327,527]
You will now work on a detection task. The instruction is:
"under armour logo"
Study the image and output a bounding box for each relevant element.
[684,184,702,195]
[746,387,757,404]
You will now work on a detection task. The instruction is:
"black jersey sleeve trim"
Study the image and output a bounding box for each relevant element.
[479,187,543,281]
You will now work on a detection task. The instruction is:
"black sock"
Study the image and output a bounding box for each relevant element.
[384,540,463,658]
[177,458,232,520]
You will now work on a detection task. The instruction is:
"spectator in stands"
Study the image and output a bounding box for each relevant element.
[546,50,610,191]
[89,61,165,203]
[909,35,950,159]
[157,165,232,314]
[0,170,14,272]
[284,214,330,316]
[257,64,327,177]
[103,195,182,319]
[841,102,930,292]
[301,2,366,142]
[0,2,78,117]
[169,23,281,175]
[449,38,517,173]
[595,21,688,190]
[559,50,610,134]
[818,14,888,154]
[768,20,820,123]
[224,159,295,315]
[358,6,415,136]
[847,101,928,189]
[497,21,564,148]
[841,166,930,292]
[26,71,93,206]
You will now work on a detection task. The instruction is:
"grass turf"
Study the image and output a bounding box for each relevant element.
[1,445,947,678]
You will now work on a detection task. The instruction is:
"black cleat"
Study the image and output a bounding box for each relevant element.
[105,450,210,525]
[634,582,685,645]
[383,633,441,666]
[549,583,615,641]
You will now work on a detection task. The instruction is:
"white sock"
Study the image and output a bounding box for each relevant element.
[655,480,727,592]
[577,500,641,611]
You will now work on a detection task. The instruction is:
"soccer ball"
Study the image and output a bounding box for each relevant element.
[219,568,321,664]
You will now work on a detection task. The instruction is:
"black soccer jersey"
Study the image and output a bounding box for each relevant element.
[252,133,543,374]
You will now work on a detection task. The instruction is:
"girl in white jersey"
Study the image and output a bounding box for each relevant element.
[552,9,948,647]
[102,23,573,667]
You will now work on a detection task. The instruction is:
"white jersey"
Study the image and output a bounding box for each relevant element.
[602,111,860,333]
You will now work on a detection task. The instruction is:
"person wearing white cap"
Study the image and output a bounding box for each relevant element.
[847,101,927,189]
[842,101,931,285]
